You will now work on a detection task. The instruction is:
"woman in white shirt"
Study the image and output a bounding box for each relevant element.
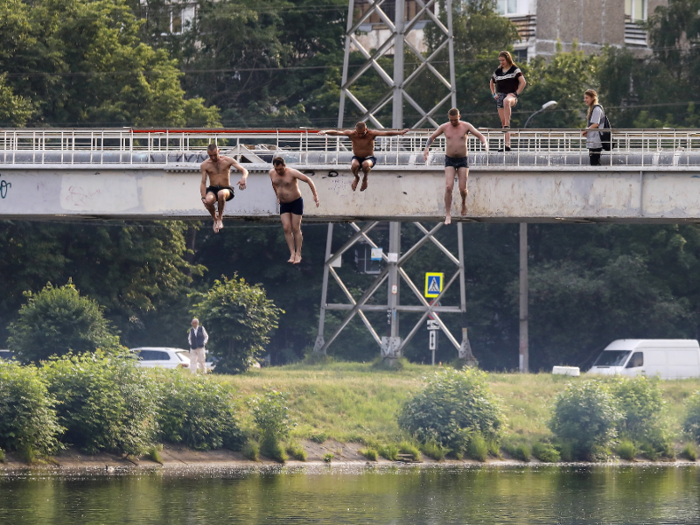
[582,89,604,166]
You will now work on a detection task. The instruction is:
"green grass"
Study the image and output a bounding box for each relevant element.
[213,363,700,449]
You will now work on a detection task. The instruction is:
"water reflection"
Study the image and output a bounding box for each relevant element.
[0,465,698,524]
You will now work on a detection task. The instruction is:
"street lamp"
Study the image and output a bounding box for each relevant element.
[523,100,558,128]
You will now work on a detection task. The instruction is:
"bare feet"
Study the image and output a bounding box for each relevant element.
[217,218,224,230]
[461,204,468,216]
[444,215,452,225]
[360,177,369,191]
[351,176,360,191]
[287,254,295,264]
[213,220,220,233]
[293,252,302,264]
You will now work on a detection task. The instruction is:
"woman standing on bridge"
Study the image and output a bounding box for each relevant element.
[582,89,604,166]
[490,51,526,152]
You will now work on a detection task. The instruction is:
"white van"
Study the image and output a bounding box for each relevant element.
[588,339,700,379]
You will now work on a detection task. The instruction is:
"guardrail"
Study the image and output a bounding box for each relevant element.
[2,128,700,168]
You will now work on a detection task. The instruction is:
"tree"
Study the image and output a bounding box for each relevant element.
[7,281,122,363]
[191,275,283,373]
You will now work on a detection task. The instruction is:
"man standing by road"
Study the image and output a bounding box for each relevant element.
[188,318,208,374]
[269,157,320,264]
[423,108,488,225]
[318,122,409,192]
[200,143,249,233]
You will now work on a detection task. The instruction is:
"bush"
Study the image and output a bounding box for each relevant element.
[42,351,158,456]
[683,391,700,442]
[680,442,698,461]
[487,439,501,458]
[549,381,622,460]
[146,445,163,464]
[616,440,636,461]
[8,282,122,363]
[505,442,531,462]
[532,442,560,463]
[0,362,63,460]
[398,441,422,461]
[360,447,378,461]
[420,441,449,461]
[309,431,329,444]
[558,441,574,462]
[286,442,307,461]
[191,276,283,374]
[379,443,399,461]
[398,368,506,453]
[250,390,294,463]
[0,448,5,463]
[466,433,488,462]
[613,376,671,456]
[243,441,259,461]
[323,453,334,462]
[156,372,245,451]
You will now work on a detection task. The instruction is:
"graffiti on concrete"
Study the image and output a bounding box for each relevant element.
[0,175,11,199]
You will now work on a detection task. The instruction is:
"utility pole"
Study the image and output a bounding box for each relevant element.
[519,223,529,373]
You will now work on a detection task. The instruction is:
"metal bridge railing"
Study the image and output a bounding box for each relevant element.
[2,128,700,167]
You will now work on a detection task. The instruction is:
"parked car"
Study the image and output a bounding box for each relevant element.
[130,347,190,369]
[588,339,700,379]
[0,350,16,362]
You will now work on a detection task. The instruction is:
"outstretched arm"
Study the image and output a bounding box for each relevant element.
[372,128,409,137]
[318,129,352,136]
[292,170,320,207]
[466,123,489,152]
[423,125,445,161]
[230,157,249,190]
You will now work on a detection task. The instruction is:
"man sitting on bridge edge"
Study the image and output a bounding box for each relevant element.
[318,122,409,192]
[200,143,249,233]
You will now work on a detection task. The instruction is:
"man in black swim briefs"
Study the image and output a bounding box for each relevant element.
[200,143,249,233]
[424,108,488,225]
[269,157,320,264]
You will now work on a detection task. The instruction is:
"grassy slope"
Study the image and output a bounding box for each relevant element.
[217,362,700,445]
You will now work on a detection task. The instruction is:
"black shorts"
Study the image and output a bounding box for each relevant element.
[206,185,235,201]
[445,155,469,169]
[280,197,304,216]
[496,92,517,109]
[351,155,377,168]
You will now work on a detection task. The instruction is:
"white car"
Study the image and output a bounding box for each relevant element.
[130,347,191,369]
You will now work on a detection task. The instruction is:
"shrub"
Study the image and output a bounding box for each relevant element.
[323,453,334,462]
[146,445,163,464]
[466,433,489,462]
[243,441,259,461]
[398,368,506,453]
[379,443,399,461]
[680,442,698,461]
[8,282,122,363]
[286,442,307,461]
[532,442,560,463]
[309,431,329,444]
[0,448,5,463]
[156,371,245,451]
[558,441,574,462]
[42,351,158,456]
[250,390,294,463]
[398,441,422,461]
[616,440,636,461]
[549,381,622,460]
[613,376,671,456]
[683,391,700,442]
[487,439,501,458]
[0,362,63,460]
[360,447,378,461]
[190,276,283,374]
[508,443,531,462]
[420,441,448,461]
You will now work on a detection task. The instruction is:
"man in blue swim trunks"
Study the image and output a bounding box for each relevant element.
[319,122,409,192]
[423,108,488,225]
[269,157,320,264]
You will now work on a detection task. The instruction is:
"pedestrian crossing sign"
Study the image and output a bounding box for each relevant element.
[424,272,444,298]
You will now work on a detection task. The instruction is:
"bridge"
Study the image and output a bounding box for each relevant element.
[1,128,700,222]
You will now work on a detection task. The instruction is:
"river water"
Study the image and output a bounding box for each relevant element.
[1,464,698,524]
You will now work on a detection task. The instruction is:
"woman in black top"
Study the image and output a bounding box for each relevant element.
[489,51,526,151]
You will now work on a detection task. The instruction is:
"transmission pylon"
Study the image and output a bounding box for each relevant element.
[337,0,457,129]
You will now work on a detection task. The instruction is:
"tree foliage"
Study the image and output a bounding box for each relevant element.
[191,276,283,373]
[8,282,122,363]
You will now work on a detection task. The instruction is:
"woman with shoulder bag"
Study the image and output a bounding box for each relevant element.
[582,89,605,166]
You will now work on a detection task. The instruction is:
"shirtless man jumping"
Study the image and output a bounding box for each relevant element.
[423,108,488,225]
[269,157,320,264]
[200,144,249,233]
[319,122,409,191]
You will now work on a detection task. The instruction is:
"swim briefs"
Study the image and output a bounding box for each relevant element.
[280,196,304,216]
[351,155,378,167]
[206,185,235,201]
[444,155,469,169]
